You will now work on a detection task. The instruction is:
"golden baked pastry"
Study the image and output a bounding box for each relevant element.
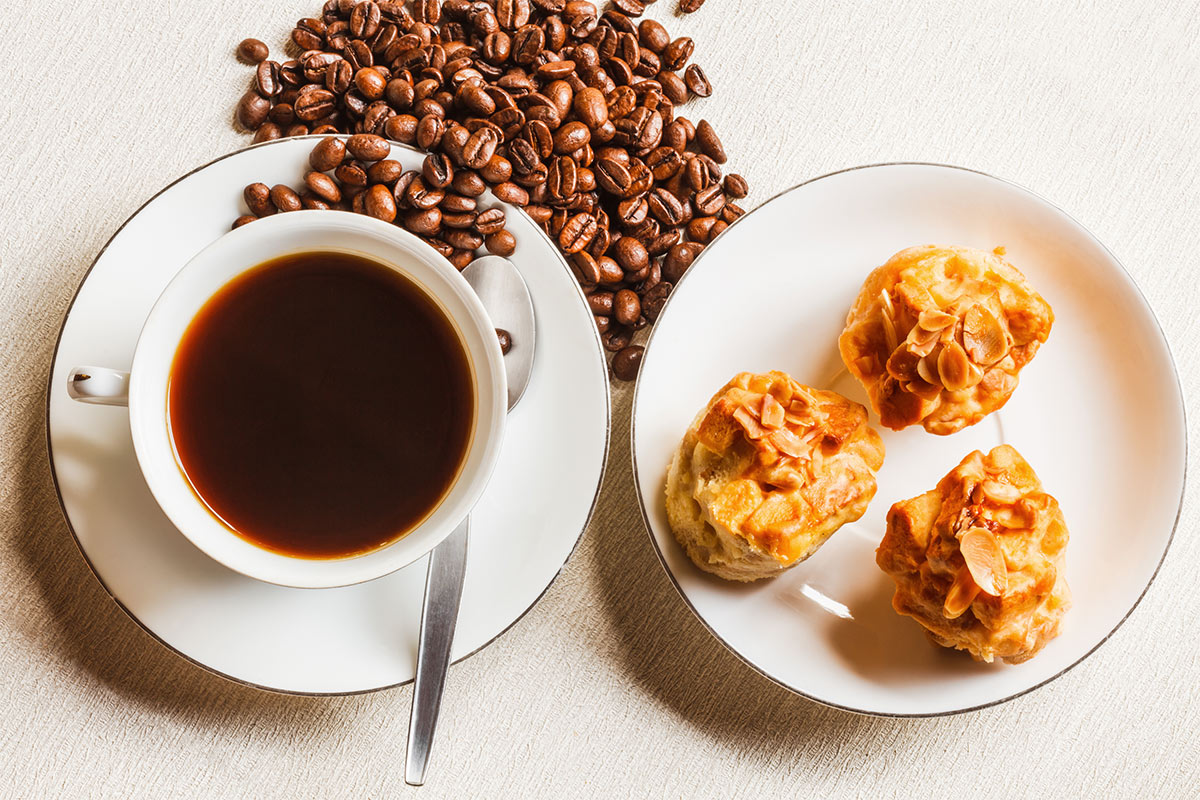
[666,371,885,581]
[839,245,1053,435]
[876,445,1070,664]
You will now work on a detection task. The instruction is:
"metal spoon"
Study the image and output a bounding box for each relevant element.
[405,255,535,786]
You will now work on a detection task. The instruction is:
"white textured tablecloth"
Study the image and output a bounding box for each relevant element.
[2,1,1198,797]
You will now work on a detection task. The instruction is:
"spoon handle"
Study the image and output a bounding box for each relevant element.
[405,518,470,786]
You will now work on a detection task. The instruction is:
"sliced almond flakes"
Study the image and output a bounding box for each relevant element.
[960,527,1008,596]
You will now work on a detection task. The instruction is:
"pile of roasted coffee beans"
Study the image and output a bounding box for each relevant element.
[234,0,744,381]
[235,133,518,267]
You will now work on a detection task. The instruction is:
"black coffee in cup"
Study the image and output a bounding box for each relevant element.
[168,250,474,559]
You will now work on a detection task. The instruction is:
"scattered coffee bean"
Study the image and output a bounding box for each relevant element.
[270,184,302,212]
[485,230,517,256]
[679,0,706,13]
[236,38,269,64]
[684,64,711,97]
[611,344,644,380]
[496,328,513,355]
[723,173,748,199]
[236,92,271,129]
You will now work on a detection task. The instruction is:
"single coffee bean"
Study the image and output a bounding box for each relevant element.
[613,289,640,326]
[292,17,326,50]
[232,214,257,229]
[236,92,271,129]
[474,208,506,234]
[463,127,500,169]
[658,71,688,104]
[367,158,404,185]
[617,196,648,227]
[723,173,749,199]
[244,183,274,217]
[443,228,484,250]
[416,114,445,149]
[384,114,419,143]
[602,326,633,352]
[448,248,474,270]
[663,36,694,71]
[422,152,455,187]
[572,86,608,129]
[559,212,598,253]
[492,181,530,205]
[442,211,477,229]
[268,102,295,126]
[647,228,681,256]
[270,184,302,212]
[570,252,602,285]
[253,122,282,143]
[721,201,745,223]
[346,133,390,161]
[365,183,397,221]
[355,67,387,99]
[683,63,712,97]
[679,0,705,13]
[255,60,281,98]
[480,154,513,183]
[596,256,623,284]
[385,78,415,108]
[403,207,442,235]
[440,193,478,213]
[611,344,643,380]
[305,171,342,203]
[335,161,369,188]
[612,236,649,273]
[553,121,591,155]
[695,119,727,164]
[293,89,336,121]
[663,241,703,282]
[485,229,517,256]
[406,177,445,210]
[496,328,513,355]
[594,314,611,334]
[306,189,337,209]
[693,183,726,216]
[687,215,718,242]
[588,290,614,315]
[638,19,669,52]
[452,171,487,197]
[648,186,684,225]
[309,136,346,172]
[350,0,382,38]
[237,38,269,64]
[642,282,672,320]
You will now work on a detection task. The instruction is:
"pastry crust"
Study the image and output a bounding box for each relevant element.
[838,245,1053,435]
[876,445,1070,664]
[666,371,885,581]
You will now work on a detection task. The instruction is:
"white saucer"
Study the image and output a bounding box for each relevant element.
[47,137,610,695]
[632,163,1185,716]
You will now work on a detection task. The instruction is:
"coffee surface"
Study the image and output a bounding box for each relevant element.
[169,250,474,559]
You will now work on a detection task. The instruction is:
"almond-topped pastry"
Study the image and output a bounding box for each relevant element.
[876,445,1070,664]
[839,245,1054,435]
[666,371,885,581]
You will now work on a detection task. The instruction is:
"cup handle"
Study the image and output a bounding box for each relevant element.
[67,367,130,406]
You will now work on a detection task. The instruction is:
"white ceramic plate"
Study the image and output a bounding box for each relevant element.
[47,137,610,694]
[632,163,1185,716]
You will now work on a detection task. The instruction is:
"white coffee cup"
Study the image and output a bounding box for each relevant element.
[68,211,507,589]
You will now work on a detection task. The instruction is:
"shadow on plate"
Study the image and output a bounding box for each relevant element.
[581,383,969,759]
[14,297,363,738]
